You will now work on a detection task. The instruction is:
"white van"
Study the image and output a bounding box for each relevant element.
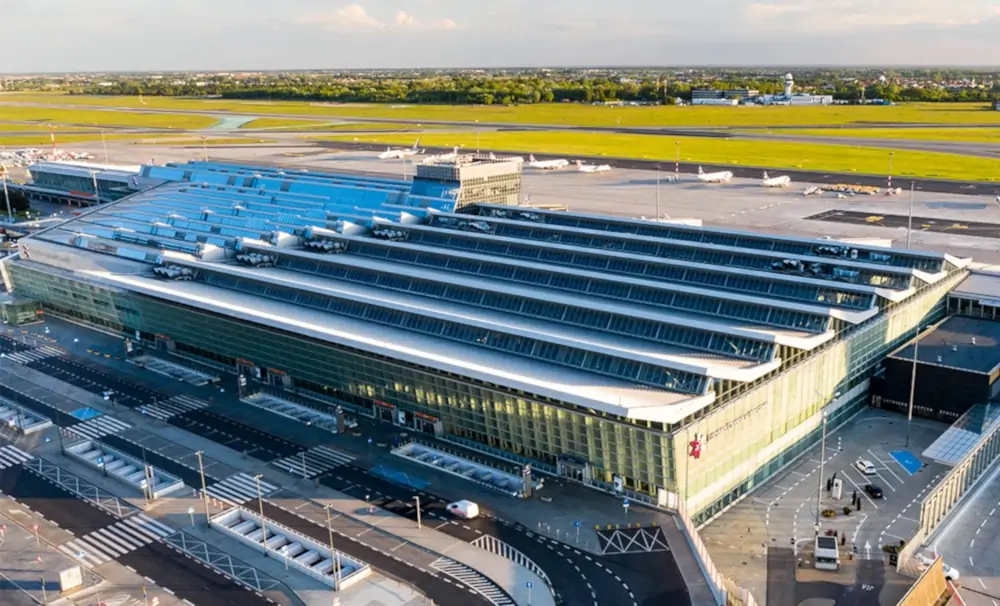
[446,500,480,520]
[814,536,840,571]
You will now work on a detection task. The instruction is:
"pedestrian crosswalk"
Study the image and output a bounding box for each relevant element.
[202,472,280,508]
[431,558,515,606]
[59,513,175,567]
[0,346,64,365]
[137,394,208,421]
[472,535,550,585]
[270,445,355,479]
[0,444,34,469]
[66,415,131,441]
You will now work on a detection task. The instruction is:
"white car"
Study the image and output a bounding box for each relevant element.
[920,556,960,581]
[855,459,877,475]
[445,500,480,520]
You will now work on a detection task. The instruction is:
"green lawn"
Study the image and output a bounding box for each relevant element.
[753,127,1000,144]
[0,104,217,129]
[4,93,1000,128]
[239,117,332,129]
[148,137,277,145]
[316,131,1000,181]
[0,122,91,132]
[0,133,159,146]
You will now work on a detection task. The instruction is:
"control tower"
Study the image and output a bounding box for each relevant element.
[784,73,794,97]
[412,153,523,210]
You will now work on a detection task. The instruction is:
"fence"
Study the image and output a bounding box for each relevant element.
[676,500,753,606]
[896,410,1000,576]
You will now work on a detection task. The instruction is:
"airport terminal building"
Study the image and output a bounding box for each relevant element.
[0,160,970,522]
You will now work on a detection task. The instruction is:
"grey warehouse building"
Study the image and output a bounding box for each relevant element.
[0,160,971,523]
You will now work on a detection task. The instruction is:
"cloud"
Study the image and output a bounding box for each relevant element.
[741,0,1000,31]
[299,4,457,32]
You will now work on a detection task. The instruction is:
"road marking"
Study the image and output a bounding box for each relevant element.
[869,449,904,484]
[970,556,975,566]
[841,469,879,509]
[979,578,987,589]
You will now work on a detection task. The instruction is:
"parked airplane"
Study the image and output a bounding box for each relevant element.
[527,154,570,170]
[575,160,612,173]
[762,171,792,187]
[697,166,734,183]
[377,139,422,160]
[422,146,461,163]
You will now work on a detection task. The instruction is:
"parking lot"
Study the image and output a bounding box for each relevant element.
[701,407,951,606]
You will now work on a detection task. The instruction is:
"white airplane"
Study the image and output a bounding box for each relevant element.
[423,146,461,163]
[526,154,570,170]
[377,139,422,160]
[575,160,612,173]
[762,171,792,188]
[697,166,734,183]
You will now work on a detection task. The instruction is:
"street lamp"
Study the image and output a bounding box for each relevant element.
[906,325,925,448]
[1,167,12,223]
[674,141,680,181]
[90,171,100,205]
[325,504,341,591]
[254,474,268,552]
[906,181,915,249]
[814,389,841,531]
[655,166,661,220]
[201,137,209,162]
[101,129,109,163]
[888,151,895,191]
[196,450,210,524]
[414,495,421,529]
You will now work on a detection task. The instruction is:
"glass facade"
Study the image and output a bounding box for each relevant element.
[30,170,130,201]
[8,261,968,518]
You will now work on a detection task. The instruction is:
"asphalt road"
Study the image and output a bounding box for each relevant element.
[808,209,1000,240]
[0,464,272,606]
[9,338,687,606]
[259,500,495,606]
[26,356,159,407]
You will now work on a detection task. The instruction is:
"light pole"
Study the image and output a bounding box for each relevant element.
[254,474,268,552]
[101,129,109,163]
[196,450,210,524]
[906,181,915,249]
[201,137,208,162]
[906,325,922,448]
[888,151,894,191]
[1,168,12,223]
[655,166,661,220]
[674,141,680,181]
[325,504,341,591]
[414,495,421,529]
[90,171,100,205]
[814,390,841,531]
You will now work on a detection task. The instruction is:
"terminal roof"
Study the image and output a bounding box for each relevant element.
[890,316,1000,375]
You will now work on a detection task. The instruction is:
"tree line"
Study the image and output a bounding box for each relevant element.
[72,76,1000,105]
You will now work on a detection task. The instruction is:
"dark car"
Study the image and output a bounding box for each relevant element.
[864,484,884,499]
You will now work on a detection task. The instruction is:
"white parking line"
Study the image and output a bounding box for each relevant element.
[868,449,904,484]
[841,470,879,509]
[872,467,896,492]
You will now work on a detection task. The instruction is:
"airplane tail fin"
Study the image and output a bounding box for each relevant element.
[763,171,769,180]
[698,166,704,174]
[529,154,536,162]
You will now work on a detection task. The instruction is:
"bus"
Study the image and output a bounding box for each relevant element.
[814,536,840,571]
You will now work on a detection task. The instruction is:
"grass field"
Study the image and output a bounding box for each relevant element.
[4,93,1000,128]
[0,122,91,132]
[317,131,1000,182]
[0,133,157,146]
[753,127,1000,144]
[148,137,277,145]
[240,118,449,130]
[0,104,217,130]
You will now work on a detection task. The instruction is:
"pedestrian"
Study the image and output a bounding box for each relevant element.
[857,499,862,511]
[852,490,857,503]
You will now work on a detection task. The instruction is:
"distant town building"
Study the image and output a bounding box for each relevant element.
[691,89,757,105]
[993,100,1000,111]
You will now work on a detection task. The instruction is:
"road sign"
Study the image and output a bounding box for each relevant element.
[526,581,533,589]
[188,507,195,514]
[623,499,630,508]
[574,521,581,527]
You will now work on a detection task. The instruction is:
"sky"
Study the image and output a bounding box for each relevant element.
[3,0,1000,72]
